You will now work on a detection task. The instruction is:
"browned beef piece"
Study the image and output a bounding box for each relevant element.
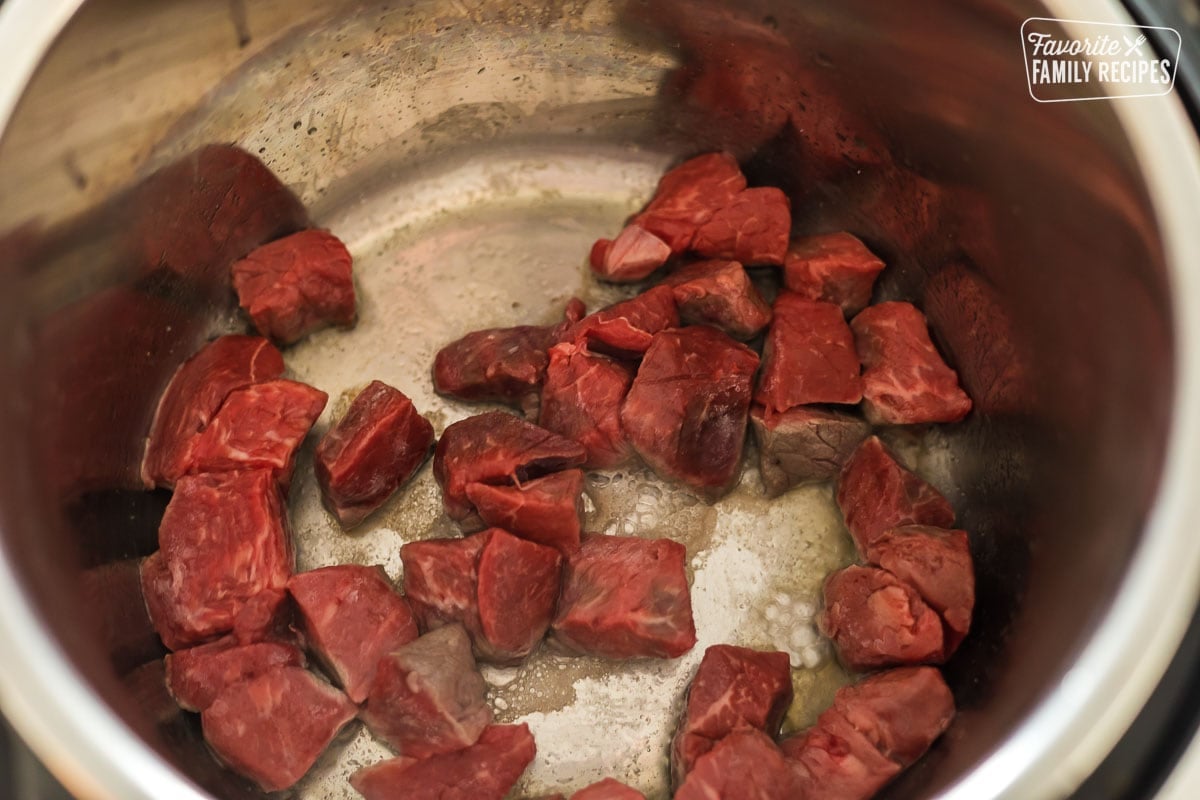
[662,259,772,340]
[782,667,954,800]
[200,666,357,792]
[589,224,672,283]
[674,728,801,800]
[836,436,955,556]
[466,469,585,554]
[851,301,972,425]
[632,152,747,253]
[142,469,293,650]
[401,529,562,664]
[165,638,305,712]
[756,293,862,413]
[433,411,587,529]
[184,378,328,490]
[781,708,901,800]
[572,778,647,799]
[866,526,975,655]
[232,229,357,345]
[621,326,759,498]
[750,405,870,498]
[539,341,635,469]
[567,286,679,359]
[552,533,696,659]
[314,380,434,527]
[691,187,791,266]
[820,565,945,671]
[350,723,536,800]
[433,299,585,416]
[287,564,420,703]
[784,233,886,317]
[362,624,491,758]
[141,335,285,489]
[670,644,793,787]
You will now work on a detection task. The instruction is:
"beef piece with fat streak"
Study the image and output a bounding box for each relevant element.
[314,380,434,527]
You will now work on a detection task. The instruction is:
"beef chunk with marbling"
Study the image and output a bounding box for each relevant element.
[314,380,434,527]
[287,564,420,703]
[232,229,357,345]
[361,624,492,758]
[552,533,696,659]
[432,411,586,529]
[621,326,759,498]
[851,301,972,424]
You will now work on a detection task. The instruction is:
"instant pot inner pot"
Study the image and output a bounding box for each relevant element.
[0,0,1175,798]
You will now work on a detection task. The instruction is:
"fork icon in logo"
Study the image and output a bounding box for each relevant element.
[1123,33,1147,56]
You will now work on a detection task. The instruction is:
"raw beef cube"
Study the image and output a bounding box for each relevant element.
[433,411,586,528]
[362,624,492,757]
[782,667,953,799]
[539,341,635,468]
[476,530,563,662]
[232,229,357,344]
[820,566,945,671]
[572,778,646,799]
[401,536,485,636]
[621,326,759,498]
[836,436,955,555]
[866,526,974,655]
[691,187,791,266]
[783,233,886,316]
[670,644,793,786]
[756,294,862,412]
[350,723,537,800]
[314,381,435,527]
[674,728,801,800]
[467,470,585,553]
[567,286,680,359]
[401,529,562,663]
[781,709,901,800]
[634,152,747,253]
[201,666,357,792]
[589,224,672,283]
[288,564,420,703]
[750,405,870,498]
[165,638,305,712]
[141,335,285,488]
[828,666,955,767]
[553,534,696,659]
[184,379,328,489]
[662,259,772,340]
[851,301,972,424]
[143,470,293,650]
[433,299,586,416]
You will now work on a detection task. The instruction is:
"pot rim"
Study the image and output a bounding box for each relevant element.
[1,1,1199,799]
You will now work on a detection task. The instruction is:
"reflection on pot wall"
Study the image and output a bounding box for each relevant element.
[0,0,1175,798]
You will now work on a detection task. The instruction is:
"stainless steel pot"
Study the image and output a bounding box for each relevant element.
[1,0,1199,798]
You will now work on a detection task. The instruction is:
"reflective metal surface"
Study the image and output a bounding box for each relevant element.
[1,0,1199,798]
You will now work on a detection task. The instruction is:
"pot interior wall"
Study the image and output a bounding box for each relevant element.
[0,0,1174,798]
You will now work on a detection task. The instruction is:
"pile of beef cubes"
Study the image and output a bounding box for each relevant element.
[136,150,977,800]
